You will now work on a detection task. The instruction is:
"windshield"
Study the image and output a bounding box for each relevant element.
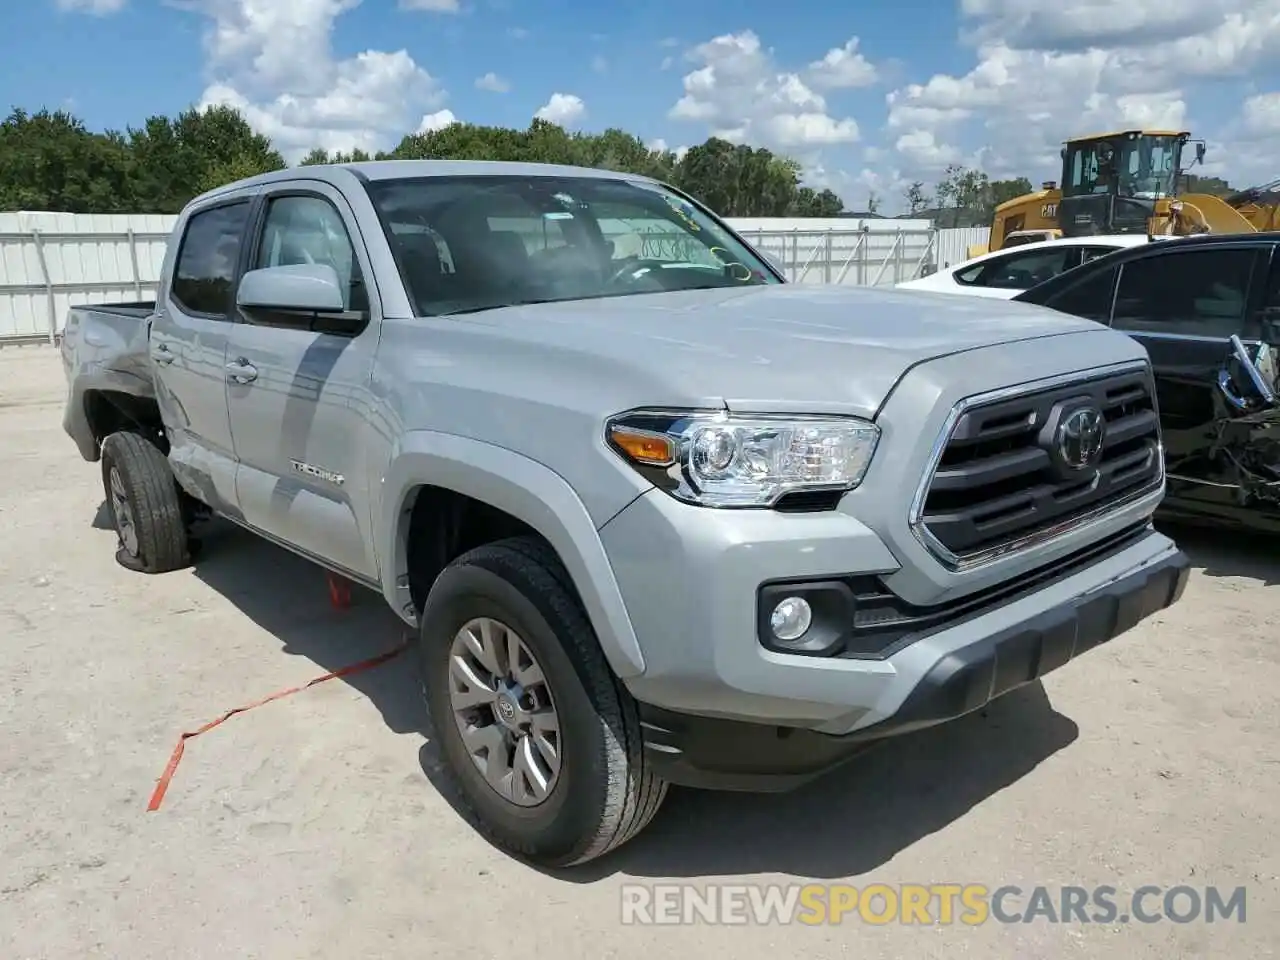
[1062,135,1181,201]
[364,174,781,316]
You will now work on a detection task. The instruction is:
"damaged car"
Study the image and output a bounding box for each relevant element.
[1013,232,1280,532]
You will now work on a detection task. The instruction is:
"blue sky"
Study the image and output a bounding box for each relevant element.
[4,0,1279,213]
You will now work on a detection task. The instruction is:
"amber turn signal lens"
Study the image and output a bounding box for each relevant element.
[609,425,676,466]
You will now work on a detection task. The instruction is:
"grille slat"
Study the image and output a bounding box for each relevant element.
[930,446,1049,492]
[916,367,1162,562]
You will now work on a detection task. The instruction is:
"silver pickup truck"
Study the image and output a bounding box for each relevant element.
[61,160,1190,867]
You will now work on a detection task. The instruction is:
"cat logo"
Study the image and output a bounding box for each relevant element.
[290,459,344,486]
[1041,202,1058,219]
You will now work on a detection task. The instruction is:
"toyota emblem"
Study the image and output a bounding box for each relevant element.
[1057,406,1106,469]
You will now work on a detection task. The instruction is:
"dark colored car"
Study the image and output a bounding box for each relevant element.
[1013,232,1280,533]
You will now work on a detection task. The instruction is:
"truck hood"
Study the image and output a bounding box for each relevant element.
[449,283,1107,418]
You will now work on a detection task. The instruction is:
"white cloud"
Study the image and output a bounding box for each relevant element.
[55,0,125,12]
[399,0,459,10]
[591,55,608,74]
[183,0,447,161]
[475,71,510,93]
[667,30,863,149]
[807,37,878,89]
[894,129,963,169]
[885,0,1280,184]
[535,93,586,127]
[959,0,1241,51]
[660,55,674,71]
[1243,91,1280,134]
[1228,92,1280,185]
[647,137,689,160]
[418,108,458,132]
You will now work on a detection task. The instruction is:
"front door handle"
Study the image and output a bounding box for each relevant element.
[151,342,175,365]
[225,358,258,384]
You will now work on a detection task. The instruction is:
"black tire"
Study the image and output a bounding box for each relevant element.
[419,535,667,867]
[100,431,191,574]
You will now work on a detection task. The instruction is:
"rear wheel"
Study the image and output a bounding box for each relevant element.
[419,536,667,867]
[100,431,191,574]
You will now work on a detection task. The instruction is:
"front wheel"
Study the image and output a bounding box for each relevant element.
[419,536,667,867]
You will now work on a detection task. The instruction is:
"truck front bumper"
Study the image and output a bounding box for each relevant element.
[600,489,1189,792]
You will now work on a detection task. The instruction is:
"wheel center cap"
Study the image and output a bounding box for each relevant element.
[496,694,518,726]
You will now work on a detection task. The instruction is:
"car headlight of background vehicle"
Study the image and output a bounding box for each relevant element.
[605,409,880,508]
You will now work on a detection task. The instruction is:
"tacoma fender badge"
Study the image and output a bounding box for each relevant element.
[290,459,345,486]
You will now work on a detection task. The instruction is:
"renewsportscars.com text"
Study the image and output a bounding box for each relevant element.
[619,883,1247,926]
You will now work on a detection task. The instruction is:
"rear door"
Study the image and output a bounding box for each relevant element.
[1107,243,1272,497]
[223,182,383,581]
[149,193,257,513]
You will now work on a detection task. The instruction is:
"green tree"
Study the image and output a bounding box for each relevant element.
[0,108,135,213]
[903,180,927,215]
[0,103,845,218]
[125,105,285,211]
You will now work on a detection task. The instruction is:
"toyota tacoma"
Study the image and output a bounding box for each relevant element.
[60,160,1190,867]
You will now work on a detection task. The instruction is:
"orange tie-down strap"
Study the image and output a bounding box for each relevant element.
[146,634,414,812]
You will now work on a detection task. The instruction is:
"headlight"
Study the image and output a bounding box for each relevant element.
[605,409,880,508]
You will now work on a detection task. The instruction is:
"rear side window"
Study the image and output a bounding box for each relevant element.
[956,247,1077,290]
[1112,248,1262,338]
[1042,265,1118,322]
[172,202,251,317]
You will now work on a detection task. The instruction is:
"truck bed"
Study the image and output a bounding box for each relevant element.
[60,302,160,461]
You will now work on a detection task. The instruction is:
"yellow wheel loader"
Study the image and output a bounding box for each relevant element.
[965,130,1278,258]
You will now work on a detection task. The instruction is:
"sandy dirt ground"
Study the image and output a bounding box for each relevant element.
[1,345,1277,959]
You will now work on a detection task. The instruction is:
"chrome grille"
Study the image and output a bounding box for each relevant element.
[912,364,1163,568]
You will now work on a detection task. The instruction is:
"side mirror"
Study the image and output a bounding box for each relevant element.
[1217,334,1276,411]
[238,263,347,313]
[1195,142,1206,165]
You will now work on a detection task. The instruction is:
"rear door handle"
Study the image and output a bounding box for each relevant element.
[151,342,175,365]
[225,358,258,384]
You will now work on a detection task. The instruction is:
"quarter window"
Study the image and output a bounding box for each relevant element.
[171,202,250,317]
[1111,248,1262,338]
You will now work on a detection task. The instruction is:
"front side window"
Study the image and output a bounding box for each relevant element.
[171,201,250,316]
[255,194,367,311]
[364,175,780,316]
[956,247,1076,290]
[1111,248,1262,338]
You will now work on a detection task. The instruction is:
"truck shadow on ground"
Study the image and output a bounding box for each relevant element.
[1157,521,1280,587]
[172,514,1080,880]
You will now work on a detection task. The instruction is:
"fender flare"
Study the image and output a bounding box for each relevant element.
[377,430,646,678]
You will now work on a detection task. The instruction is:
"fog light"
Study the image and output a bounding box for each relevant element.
[770,596,812,642]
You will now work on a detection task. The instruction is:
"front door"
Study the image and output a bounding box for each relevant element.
[223,183,382,581]
[1107,242,1274,515]
[149,195,257,514]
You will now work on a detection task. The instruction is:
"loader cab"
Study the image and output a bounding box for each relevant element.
[1058,130,1200,238]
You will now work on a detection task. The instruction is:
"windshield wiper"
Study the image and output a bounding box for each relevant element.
[445,297,567,316]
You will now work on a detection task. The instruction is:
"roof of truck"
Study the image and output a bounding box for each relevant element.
[193,159,662,207]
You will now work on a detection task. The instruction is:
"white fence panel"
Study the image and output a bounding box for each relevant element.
[933,226,991,270]
[0,212,177,344]
[0,211,986,345]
